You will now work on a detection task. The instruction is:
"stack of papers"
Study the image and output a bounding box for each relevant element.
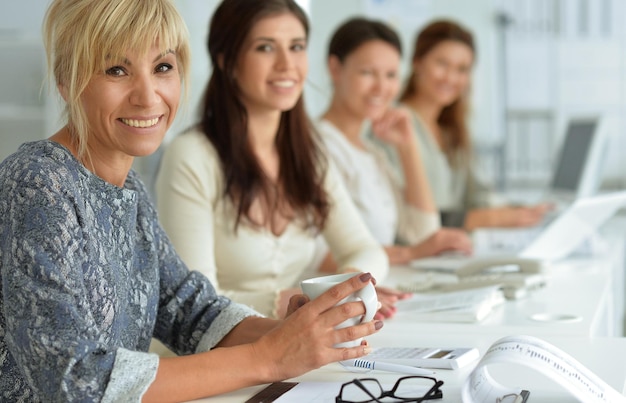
[394,285,505,323]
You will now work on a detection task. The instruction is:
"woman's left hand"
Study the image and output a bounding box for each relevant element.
[374,286,412,320]
[411,227,473,259]
[371,107,416,148]
[465,203,553,230]
[278,287,308,318]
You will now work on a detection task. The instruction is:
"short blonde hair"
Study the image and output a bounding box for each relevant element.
[43,0,190,157]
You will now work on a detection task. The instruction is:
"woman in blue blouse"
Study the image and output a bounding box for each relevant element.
[0,0,382,401]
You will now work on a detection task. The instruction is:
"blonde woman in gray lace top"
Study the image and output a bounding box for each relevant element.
[0,0,382,401]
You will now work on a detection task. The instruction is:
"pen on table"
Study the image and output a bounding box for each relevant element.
[340,359,435,376]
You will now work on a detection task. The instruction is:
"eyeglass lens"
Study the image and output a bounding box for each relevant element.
[340,379,383,402]
[393,376,439,399]
[339,376,440,403]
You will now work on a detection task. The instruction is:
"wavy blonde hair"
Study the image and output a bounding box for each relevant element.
[43,0,190,157]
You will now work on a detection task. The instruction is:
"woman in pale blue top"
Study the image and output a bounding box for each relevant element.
[399,20,550,230]
[0,0,382,401]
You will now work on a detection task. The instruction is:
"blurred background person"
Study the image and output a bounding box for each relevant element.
[398,20,550,231]
[316,17,472,271]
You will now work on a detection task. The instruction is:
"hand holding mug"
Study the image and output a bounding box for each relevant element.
[252,272,383,381]
[301,272,378,348]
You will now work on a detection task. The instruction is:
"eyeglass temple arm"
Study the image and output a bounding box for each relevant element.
[422,380,445,401]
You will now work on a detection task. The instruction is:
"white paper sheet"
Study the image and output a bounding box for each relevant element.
[462,335,626,403]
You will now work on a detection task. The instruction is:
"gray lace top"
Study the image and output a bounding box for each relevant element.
[0,141,259,402]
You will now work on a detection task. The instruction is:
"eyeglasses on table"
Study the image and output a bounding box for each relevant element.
[335,375,444,403]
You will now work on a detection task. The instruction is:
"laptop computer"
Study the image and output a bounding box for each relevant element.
[468,116,609,255]
[546,116,607,206]
[512,116,608,209]
[412,191,626,273]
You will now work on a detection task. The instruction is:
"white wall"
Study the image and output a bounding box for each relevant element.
[498,0,626,190]
[0,1,51,162]
[168,0,221,138]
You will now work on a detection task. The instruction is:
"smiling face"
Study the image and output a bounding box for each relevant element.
[234,12,307,117]
[330,39,401,121]
[80,44,181,161]
[413,39,473,108]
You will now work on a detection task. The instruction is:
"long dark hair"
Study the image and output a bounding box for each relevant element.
[328,17,402,61]
[400,20,475,160]
[200,0,329,231]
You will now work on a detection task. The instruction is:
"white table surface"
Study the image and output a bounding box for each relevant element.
[384,254,619,338]
[187,219,626,402]
[190,330,626,402]
[189,249,626,402]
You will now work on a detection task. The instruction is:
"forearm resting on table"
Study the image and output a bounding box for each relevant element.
[143,317,279,402]
[144,343,271,402]
[464,206,547,231]
[216,316,280,347]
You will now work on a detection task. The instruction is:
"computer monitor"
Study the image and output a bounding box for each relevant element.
[549,116,607,201]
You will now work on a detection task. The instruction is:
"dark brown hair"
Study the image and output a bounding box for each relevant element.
[400,20,475,160]
[200,0,329,231]
[328,17,402,61]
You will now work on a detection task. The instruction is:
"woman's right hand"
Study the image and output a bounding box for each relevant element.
[252,272,383,381]
[410,228,473,259]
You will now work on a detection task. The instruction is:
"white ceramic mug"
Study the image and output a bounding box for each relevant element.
[300,272,378,348]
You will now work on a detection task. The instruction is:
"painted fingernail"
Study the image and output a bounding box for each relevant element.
[359,273,372,282]
[297,296,307,307]
[374,320,384,330]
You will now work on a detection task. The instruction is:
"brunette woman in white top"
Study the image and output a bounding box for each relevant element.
[317,17,472,271]
[399,20,550,230]
[156,0,391,321]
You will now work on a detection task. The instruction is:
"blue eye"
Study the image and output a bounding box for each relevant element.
[292,42,306,52]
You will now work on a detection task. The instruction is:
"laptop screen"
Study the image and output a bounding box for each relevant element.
[550,119,597,194]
